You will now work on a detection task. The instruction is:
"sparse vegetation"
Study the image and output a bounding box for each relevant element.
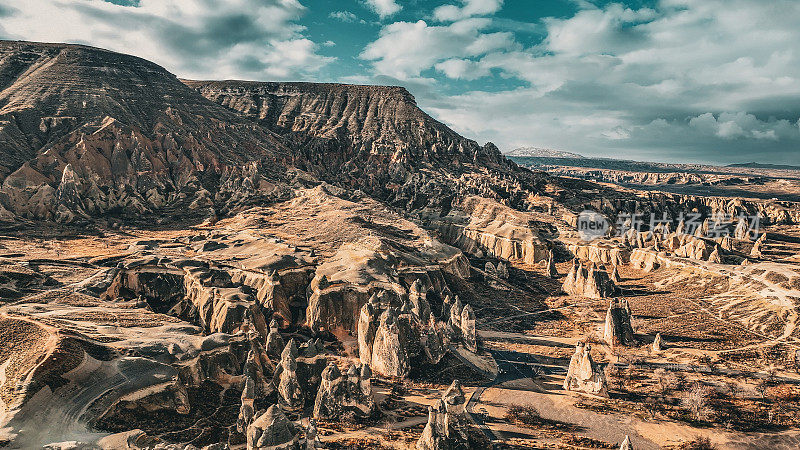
[682,382,712,421]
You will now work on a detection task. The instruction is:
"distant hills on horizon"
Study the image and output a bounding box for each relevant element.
[505,147,585,159]
[727,162,800,170]
[505,146,799,171]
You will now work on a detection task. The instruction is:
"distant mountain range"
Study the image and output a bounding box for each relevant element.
[506,147,584,158]
[727,162,800,170]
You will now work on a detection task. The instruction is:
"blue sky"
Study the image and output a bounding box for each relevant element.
[1,0,799,165]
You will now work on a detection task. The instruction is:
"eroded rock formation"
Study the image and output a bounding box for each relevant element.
[416,380,470,450]
[563,260,616,299]
[370,308,411,378]
[563,342,608,397]
[246,405,299,450]
[312,362,377,421]
[604,298,636,347]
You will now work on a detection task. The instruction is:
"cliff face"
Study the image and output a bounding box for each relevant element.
[184,80,517,210]
[183,80,505,169]
[0,41,291,222]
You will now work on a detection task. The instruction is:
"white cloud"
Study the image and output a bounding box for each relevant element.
[413,0,800,164]
[364,0,401,19]
[434,59,490,80]
[329,11,359,23]
[360,18,517,80]
[689,112,798,140]
[433,0,504,22]
[0,0,334,80]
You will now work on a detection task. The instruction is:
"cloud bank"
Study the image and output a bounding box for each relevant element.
[0,0,333,80]
[363,0,800,164]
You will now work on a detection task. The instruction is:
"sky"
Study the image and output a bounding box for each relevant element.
[1,0,799,165]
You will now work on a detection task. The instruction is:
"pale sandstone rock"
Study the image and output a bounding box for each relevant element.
[416,380,470,450]
[276,340,304,410]
[312,362,377,420]
[370,309,410,378]
[265,319,285,360]
[604,298,635,347]
[568,242,628,266]
[610,265,621,283]
[358,301,380,367]
[409,279,431,321]
[246,405,299,450]
[460,305,477,353]
[750,234,766,258]
[708,247,722,264]
[734,217,750,240]
[421,326,447,365]
[720,235,734,251]
[652,333,663,352]
[563,260,616,299]
[563,342,607,397]
[629,249,660,272]
[304,419,322,450]
[436,196,549,265]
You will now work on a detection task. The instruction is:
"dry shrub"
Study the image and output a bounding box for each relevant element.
[682,382,712,421]
[504,405,580,431]
[504,405,544,427]
[675,436,717,449]
[560,434,616,448]
[654,368,677,394]
[767,384,800,402]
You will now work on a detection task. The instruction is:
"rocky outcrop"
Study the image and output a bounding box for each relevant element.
[604,298,635,347]
[620,435,633,450]
[563,260,616,299]
[563,342,607,397]
[276,340,304,411]
[629,248,660,272]
[0,295,253,448]
[358,299,381,367]
[609,265,621,283]
[246,405,299,450]
[265,319,286,359]
[370,308,411,378]
[671,234,720,261]
[183,267,267,335]
[750,234,767,258]
[304,239,467,334]
[460,305,477,353]
[546,250,559,278]
[357,287,480,378]
[568,242,628,266]
[409,279,432,322]
[708,247,722,263]
[312,362,377,421]
[231,270,291,328]
[436,196,550,265]
[652,333,663,352]
[416,380,470,450]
